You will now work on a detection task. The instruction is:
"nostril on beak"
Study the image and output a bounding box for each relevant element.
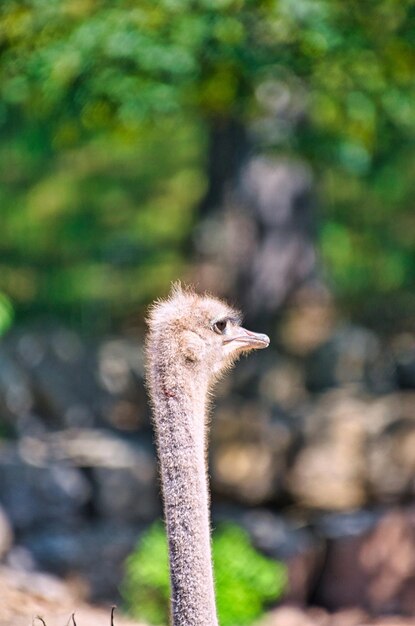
[240,328,270,349]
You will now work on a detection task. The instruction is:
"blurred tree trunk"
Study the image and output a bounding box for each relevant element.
[192,117,318,334]
[198,118,250,218]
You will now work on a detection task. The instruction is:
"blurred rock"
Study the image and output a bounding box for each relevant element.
[367,403,415,503]
[261,605,415,626]
[285,548,323,606]
[212,439,276,504]
[259,357,308,411]
[392,334,415,389]
[316,508,415,614]
[22,521,140,599]
[215,504,323,605]
[0,441,90,531]
[327,607,371,626]
[0,564,141,626]
[287,391,396,510]
[261,605,322,626]
[3,318,415,617]
[315,509,379,610]
[2,564,71,601]
[20,429,159,522]
[96,337,147,430]
[241,509,323,604]
[0,504,13,559]
[1,325,148,433]
[6,544,37,571]
[93,455,159,523]
[0,343,36,429]
[305,325,395,393]
[0,563,74,626]
[279,293,336,357]
[211,402,292,504]
[33,332,145,430]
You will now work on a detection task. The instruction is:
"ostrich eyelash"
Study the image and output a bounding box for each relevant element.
[211,315,242,334]
[229,314,242,325]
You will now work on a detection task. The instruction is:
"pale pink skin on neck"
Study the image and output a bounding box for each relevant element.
[146,285,269,626]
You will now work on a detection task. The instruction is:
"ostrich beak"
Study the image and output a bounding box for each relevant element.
[224,326,270,351]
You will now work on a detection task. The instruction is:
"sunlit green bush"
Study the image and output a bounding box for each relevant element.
[122,522,287,626]
[0,293,14,336]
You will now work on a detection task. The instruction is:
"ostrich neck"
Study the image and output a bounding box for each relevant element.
[151,364,218,626]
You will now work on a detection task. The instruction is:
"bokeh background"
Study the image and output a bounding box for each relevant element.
[1,1,415,624]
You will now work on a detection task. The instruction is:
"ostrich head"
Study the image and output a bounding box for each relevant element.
[147,284,270,386]
[146,284,270,626]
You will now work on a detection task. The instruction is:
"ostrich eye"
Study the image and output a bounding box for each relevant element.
[213,319,228,334]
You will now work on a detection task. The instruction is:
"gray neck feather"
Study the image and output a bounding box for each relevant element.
[149,362,218,626]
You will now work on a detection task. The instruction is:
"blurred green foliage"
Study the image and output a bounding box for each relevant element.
[121,521,286,626]
[0,293,14,336]
[0,0,414,325]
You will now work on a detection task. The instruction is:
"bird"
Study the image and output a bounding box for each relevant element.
[145,283,270,626]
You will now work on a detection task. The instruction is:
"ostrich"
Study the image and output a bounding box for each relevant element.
[146,284,269,626]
